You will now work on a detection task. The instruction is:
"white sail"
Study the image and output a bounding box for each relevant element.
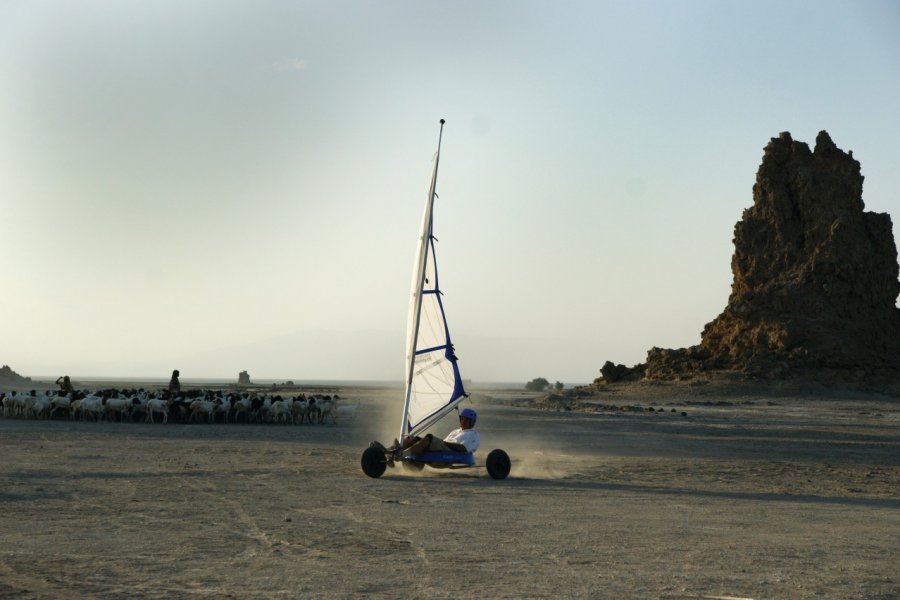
[399,124,466,440]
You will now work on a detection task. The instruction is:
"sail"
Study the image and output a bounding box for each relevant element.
[399,130,466,440]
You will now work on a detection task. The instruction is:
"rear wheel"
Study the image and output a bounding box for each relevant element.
[361,447,387,478]
[486,449,511,480]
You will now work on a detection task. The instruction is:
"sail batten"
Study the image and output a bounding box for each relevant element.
[415,343,450,355]
[398,122,465,441]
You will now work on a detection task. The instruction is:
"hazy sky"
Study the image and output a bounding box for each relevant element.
[2,1,899,384]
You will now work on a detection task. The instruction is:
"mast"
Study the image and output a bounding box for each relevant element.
[398,119,445,443]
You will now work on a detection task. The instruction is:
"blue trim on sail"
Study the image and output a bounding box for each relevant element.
[415,344,448,356]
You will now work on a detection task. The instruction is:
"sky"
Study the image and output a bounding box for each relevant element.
[2,0,899,385]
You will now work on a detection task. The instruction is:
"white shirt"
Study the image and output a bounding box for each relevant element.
[443,427,480,453]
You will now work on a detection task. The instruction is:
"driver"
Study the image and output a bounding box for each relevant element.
[400,408,480,455]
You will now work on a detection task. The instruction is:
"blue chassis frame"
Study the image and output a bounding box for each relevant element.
[403,450,476,468]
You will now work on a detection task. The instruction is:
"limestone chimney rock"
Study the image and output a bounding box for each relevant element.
[644,131,900,383]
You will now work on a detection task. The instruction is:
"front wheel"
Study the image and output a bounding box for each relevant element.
[486,449,511,480]
[361,447,387,478]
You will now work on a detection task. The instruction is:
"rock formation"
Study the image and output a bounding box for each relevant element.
[617,131,900,387]
[0,365,32,384]
[238,371,251,385]
[599,360,644,383]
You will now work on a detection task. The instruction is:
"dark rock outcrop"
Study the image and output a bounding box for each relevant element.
[238,371,251,385]
[614,131,900,388]
[600,360,645,383]
[0,365,32,384]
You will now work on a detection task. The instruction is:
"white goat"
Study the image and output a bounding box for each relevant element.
[318,397,338,424]
[269,399,291,425]
[189,399,215,423]
[213,398,231,424]
[28,395,52,420]
[84,396,106,421]
[290,398,309,425]
[49,394,73,419]
[104,397,132,422]
[146,398,170,424]
[232,397,252,423]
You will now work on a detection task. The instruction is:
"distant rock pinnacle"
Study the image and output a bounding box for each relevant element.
[640,131,900,385]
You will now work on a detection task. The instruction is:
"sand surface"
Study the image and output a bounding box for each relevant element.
[1,385,898,599]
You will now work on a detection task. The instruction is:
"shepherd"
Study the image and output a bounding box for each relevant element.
[55,375,75,393]
[168,369,181,393]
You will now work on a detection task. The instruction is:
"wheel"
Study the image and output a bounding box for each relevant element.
[402,460,425,473]
[486,449,511,480]
[361,447,387,478]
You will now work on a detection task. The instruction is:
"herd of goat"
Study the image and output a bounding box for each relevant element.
[0,388,342,425]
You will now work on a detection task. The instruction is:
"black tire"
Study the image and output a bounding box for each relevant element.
[486,449,511,480]
[361,447,387,478]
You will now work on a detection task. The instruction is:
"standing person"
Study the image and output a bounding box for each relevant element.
[168,370,181,393]
[55,376,75,393]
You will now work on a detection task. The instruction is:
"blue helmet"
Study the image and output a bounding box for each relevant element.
[459,407,477,425]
